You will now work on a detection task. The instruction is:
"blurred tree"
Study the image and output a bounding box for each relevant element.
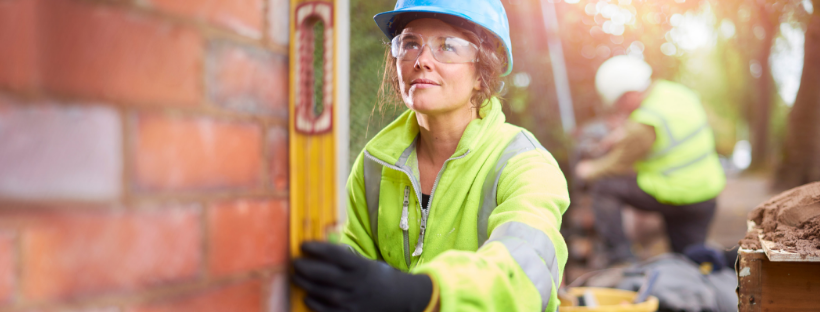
[713,0,781,170]
[776,0,820,189]
[503,0,565,160]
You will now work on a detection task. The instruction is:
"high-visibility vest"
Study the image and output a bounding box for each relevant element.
[630,80,726,205]
[341,98,569,312]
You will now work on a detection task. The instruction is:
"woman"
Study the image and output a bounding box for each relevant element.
[293,1,570,311]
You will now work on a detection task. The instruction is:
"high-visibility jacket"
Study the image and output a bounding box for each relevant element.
[630,80,726,205]
[341,98,570,312]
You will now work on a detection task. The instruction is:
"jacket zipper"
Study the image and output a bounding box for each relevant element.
[411,150,471,257]
[364,150,471,264]
[401,186,411,268]
[364,152,424,268]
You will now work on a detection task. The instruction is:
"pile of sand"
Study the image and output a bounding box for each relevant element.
[739,231,762,250]
[740,181,820,258]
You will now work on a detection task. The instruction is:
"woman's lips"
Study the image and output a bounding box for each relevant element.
[410,78,440,89]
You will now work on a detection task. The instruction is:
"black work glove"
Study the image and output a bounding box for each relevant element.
[292,241,434,312]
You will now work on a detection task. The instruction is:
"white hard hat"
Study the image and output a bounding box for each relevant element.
[595,55,653,106]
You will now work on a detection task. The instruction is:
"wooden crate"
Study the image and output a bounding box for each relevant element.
[737,249,820,311]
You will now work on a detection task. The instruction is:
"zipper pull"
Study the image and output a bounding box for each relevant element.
[412,208,428,257]
[400,186,409,231]
[412,242,424,256]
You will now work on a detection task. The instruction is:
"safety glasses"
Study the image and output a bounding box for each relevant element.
[391,32,479,64]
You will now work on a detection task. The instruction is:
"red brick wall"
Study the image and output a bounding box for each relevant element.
[0,0,290,311]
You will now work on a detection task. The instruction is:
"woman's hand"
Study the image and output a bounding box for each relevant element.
[292,242,434,312]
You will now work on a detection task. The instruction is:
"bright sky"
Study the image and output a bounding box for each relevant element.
[771,22,805,106]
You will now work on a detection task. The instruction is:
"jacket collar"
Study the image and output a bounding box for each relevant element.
[365,97,506,165]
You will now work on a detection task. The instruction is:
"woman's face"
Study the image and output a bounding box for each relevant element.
[397,18,481,115]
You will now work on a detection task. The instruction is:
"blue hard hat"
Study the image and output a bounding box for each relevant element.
[374,0,514,76]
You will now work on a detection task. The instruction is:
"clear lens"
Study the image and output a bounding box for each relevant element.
[391,33,478,63]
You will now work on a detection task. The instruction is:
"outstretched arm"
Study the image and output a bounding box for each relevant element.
[413,148,570,312]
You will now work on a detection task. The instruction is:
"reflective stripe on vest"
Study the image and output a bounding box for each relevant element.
[485,221,559,311]
[637,107,709,161]
[363,152,385,260]
[477,131,547,245]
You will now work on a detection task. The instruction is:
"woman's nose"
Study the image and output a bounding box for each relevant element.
[414,46,435,71]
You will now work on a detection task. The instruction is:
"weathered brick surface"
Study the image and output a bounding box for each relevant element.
[133,114,263,192]
[267,127,288,191]
[0,0,293,308]
[208,200,288,276]
[207,41,288,118]
[127,280,263,312]
[0,231,16,305]
[268,0,289,46]
[41,0,202,106]
[147,0,264,39]
[0,97,122,201]
[0,0,39,91]
[21,206,202,300]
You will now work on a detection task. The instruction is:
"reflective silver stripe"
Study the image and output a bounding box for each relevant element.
[648,123,707,159]
[486,222,558,311]
[478,131,547,246]
[396,139,416,167]
[489,222,560,286]
[662,151,713,176]
[362,154,383,254]
[638,107,709,160]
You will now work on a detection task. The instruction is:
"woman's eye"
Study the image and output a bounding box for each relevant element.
[403,41,420,50]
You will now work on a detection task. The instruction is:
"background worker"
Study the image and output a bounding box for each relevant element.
[292,0,570,311]
[575,55,726,265]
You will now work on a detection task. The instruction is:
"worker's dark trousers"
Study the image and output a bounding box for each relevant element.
[591,175,716,264]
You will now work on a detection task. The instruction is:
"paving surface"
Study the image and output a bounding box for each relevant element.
[708,175,775,248]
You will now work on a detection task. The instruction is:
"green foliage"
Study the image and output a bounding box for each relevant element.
[349,0,406,166]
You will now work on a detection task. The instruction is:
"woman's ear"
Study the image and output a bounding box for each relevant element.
[474,76,482,91]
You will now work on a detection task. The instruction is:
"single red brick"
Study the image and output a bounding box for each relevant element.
[0,231,16,305]
[22,206,202,300]
[0,0,39,91]
[41,0,202,106]
[267,127,288,191]
[133,114,263,192]
[207,199,288,276]
[128,280,263,312]
[0,96,122,201]
[207,41,288,118]
[147,0,264,38]
[268,0,289,46]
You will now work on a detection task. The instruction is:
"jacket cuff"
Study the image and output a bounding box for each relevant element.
[422,274,440,312]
